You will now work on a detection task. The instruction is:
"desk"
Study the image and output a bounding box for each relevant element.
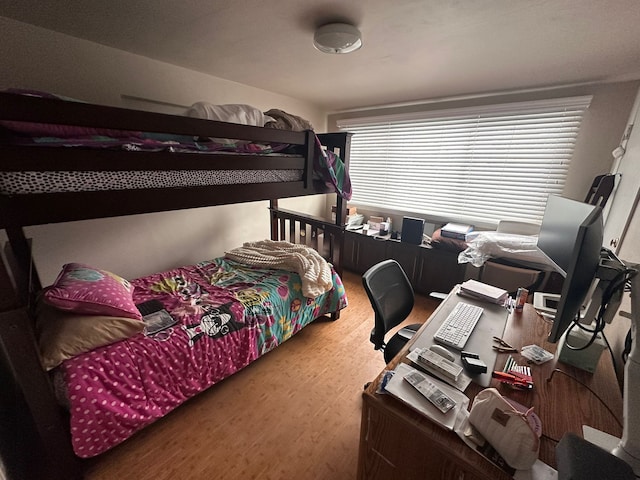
[357,301,623,479]
[344,230,469,294]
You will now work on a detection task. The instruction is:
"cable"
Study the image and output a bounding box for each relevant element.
[600,330,619,380]
[546,368,623,429]
[542,433,561,444]
[565,266,638,353]
[623,327,632,364]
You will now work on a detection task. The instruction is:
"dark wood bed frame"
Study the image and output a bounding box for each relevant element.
[0,91,352,480]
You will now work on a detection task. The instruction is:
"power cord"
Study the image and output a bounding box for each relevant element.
[565,265,638,354]
[600,330,619,380]
[546,368,623,430]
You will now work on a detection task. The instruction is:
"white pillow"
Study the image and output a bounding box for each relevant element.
[187,102,273,126]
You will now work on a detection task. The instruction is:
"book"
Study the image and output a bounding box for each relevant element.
[441,223,473,240]
[459,279,509,305]
[136,299,164,316]
[143,309,178,335]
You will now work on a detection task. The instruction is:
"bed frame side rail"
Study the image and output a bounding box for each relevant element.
[0,246,81,479]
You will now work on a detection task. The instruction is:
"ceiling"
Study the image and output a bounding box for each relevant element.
[2,0,640,111]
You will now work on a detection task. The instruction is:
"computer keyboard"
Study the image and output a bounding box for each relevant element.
[433,301,484,350]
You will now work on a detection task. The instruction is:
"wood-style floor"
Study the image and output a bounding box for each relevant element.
[83,270,439,480]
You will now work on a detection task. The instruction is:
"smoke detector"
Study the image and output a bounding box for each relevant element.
[313,23,362,54]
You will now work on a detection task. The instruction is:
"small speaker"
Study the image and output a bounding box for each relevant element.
[401,217,425,245]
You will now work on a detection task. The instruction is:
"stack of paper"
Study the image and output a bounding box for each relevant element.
[459,279,509,305]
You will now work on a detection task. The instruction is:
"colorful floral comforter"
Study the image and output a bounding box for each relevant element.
[60,258,347,458]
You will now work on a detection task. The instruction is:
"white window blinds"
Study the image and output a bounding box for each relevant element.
[337,96,592,226]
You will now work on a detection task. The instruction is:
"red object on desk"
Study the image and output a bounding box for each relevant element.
[492,371,533,389]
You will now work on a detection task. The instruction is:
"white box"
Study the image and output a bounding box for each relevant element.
[558,327,606,373]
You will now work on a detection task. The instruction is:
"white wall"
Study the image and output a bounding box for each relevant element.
[0,17,329,284]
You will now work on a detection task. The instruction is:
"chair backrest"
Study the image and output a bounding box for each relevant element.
[480,260,544,295]
[362,259,415,350]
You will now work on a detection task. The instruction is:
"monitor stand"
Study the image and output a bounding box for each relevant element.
[581,263,640,476]
[533,289,596,323]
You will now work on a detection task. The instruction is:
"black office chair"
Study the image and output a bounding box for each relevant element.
[362,259,422,364]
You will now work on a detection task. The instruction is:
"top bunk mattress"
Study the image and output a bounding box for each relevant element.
[0,90,351,199]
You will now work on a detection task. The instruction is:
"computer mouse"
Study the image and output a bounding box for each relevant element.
[429,344,455,362]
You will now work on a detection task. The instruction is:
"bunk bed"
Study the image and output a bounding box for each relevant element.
[0,90,353,480]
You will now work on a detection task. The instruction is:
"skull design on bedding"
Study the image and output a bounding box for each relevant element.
[182,302,244,346]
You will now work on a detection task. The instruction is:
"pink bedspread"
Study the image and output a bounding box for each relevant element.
[60,258,347,458]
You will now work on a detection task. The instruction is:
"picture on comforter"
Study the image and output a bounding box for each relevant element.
[60,258,347,458]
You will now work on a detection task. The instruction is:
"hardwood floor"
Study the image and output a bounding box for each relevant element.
[84,270,439,480]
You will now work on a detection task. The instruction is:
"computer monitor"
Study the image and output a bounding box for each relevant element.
[538,195,640,474]
[536,195,603,343]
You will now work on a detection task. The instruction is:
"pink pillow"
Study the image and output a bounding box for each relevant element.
[43,263,142,320]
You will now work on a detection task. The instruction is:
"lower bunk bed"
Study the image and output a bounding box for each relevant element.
[41,248,346,460]
[1,233,348,480]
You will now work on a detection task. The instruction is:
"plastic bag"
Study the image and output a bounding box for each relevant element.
[457,231,542,267]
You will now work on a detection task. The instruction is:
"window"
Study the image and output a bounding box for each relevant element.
[337,96,592,226]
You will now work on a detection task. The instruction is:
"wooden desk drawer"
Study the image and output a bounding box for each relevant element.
[359,401,493,480]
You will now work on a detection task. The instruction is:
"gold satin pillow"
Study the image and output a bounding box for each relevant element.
[35,300,144,370]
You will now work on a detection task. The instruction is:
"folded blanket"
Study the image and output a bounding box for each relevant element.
[264,109,314,131]
[225,240,333,298]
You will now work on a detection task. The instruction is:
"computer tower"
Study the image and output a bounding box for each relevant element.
[401,217,425,245]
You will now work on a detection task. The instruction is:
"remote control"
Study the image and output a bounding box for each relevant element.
[403,370,456,413]
[417,348,463,382]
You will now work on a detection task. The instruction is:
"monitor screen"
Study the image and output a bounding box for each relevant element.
[536,195,603,343]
